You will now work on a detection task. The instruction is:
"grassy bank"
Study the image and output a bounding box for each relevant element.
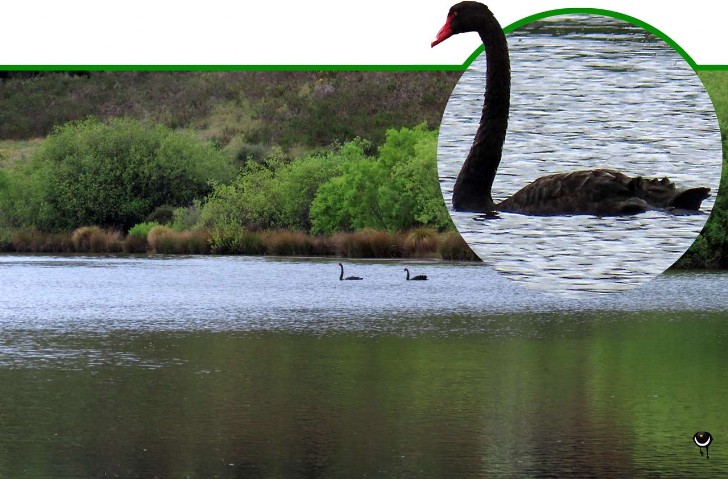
[1,70,727,269]
[0,226,478,261]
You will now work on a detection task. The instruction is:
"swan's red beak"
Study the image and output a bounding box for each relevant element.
[431,15,454,47]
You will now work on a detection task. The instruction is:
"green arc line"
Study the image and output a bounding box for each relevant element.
[465,7,718,71]
[1,8,726,72]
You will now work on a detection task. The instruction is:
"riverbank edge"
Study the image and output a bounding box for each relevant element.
[0,226,480,261]
[2,226,719,269]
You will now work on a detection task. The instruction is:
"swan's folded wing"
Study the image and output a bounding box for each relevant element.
[497,169,644,215]
[497,168,709,215]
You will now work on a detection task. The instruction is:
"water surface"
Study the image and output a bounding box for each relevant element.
[1,255,727,477]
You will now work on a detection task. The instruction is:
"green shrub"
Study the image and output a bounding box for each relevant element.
[145,205,176,224]
[231,142,268,164]
[11,117,235,232]
[199,142,358,232]
[128,221,161,239]
[310,125,451,234]
[208,224,265,255]
[170,203,203,232]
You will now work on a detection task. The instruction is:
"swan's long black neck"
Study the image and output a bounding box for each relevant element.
[452,14,510,212]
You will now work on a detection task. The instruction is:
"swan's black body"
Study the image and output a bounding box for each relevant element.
[338,263,363,281]
[432,1,710,215]
[404,268,428,281]
[694,431,712,459]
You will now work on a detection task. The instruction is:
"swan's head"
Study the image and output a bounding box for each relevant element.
[432,2,495,47]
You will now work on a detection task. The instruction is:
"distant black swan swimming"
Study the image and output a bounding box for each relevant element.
[404,268,428,281]
[338,263,363,281]
[694,431,712,458]
[432,1,710,215]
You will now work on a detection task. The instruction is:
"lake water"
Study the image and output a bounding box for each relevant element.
[437,15,722,296]
[1,255,728,477]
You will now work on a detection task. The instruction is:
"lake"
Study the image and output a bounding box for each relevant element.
[437,14,722,295]
[1,255,727,477]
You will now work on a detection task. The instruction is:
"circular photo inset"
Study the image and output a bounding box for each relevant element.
[435,6,722,295]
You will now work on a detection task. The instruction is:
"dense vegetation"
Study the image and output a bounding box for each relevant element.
[0,70,727,267]
[674,71,728,268]
[1,118,236,232]
[0,71,458,150]
[0,69,468,257]
[195,126,450,235]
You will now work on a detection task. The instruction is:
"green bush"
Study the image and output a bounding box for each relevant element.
[128,221,161,239]
[145,205,176,224]
[198,125,452,237]
[199,141,363,232]
[6,118,235,232]
[208,224,265,255]
[170,202,203,232]
[677,72,728,268]
[310,125,452,234]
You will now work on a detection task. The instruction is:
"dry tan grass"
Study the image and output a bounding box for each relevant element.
[404,227,439,257]
[263,230,314,256]
[332,229,403,258]
[71,226,122,253]
[147,226,211,254]
[437,232,479,261]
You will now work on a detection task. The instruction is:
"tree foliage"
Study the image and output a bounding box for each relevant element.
[198,125,452,235]
[310,125,452,234]
[676,72,728,268]
[4,118,235,232]
[199,141,367,232]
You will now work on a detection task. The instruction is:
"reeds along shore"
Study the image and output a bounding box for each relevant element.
[0,226,479,261]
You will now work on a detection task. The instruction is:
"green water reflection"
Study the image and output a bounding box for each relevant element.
[1,311,727,477]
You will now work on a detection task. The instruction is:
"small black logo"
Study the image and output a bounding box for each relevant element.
[694,431,713,459]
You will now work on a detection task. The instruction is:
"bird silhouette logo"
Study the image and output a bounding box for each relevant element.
[694,431,713,459]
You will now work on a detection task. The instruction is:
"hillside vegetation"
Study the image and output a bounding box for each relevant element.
[0,71,459,154]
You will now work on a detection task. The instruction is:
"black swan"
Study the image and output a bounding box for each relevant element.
[404,268,428,281]
[338,263,363,281]
[694,431,712,458]
[432,1,711,215]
